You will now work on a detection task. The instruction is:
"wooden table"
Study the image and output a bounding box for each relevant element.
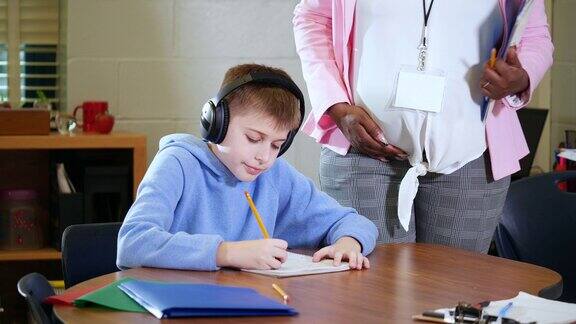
[54,243,562,323]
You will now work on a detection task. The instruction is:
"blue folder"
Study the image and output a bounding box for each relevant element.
[118,279,297,319]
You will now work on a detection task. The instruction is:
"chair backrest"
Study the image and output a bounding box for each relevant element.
[495,171,576,302]
[61,222,122,288]
[17,273,56,324]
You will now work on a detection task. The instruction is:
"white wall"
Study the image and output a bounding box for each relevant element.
[59,0,566,182]
[551,0,576,152]
[59,0,322,184]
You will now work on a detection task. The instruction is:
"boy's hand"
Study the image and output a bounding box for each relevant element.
[216,239,288,270]
[312,236,370,270]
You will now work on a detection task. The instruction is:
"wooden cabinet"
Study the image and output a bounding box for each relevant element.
[0,132,146,321]
[0,132,146,261]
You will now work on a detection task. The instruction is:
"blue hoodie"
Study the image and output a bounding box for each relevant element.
[117,134,378,271]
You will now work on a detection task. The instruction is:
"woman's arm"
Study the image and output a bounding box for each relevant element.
[514,0,554,108]
[293,1,350,141]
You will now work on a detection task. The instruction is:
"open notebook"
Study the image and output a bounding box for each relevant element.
[242,252,350,278]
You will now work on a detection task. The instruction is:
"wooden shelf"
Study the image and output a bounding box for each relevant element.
[0,248,61,261]
[0,131,147,263]
[0,132,147,198]
[0,132,146,150]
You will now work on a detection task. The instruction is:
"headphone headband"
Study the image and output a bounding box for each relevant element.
[214,72,304,113]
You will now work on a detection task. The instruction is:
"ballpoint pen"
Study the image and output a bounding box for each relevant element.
[496,302,513,323]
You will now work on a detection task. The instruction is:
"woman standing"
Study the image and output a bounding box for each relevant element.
[293,0,553,252]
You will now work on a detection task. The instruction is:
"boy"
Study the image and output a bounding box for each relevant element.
[117,64,378,271]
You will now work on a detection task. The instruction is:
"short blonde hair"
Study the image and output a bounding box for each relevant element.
[221,64,301,131]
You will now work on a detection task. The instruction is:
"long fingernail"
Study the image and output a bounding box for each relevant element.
[378,157,389,162]
[377,133,389,145]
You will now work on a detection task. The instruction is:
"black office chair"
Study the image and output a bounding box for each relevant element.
[61,222,122,288]
[495,171,576,302]
[17,273,61,324]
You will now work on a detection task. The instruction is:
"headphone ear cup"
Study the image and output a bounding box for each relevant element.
[212,99,230,144]
[200,100,216,142]
[278,129,296,157]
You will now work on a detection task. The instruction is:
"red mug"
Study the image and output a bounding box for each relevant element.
[73,101,108,132]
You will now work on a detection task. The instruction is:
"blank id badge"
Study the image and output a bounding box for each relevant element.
[393,66,446,113]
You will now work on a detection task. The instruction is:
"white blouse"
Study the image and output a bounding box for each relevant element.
[353,0,503,230]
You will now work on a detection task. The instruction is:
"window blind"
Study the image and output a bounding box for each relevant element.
[0,0,8,102]
[19,0,59,108]
[0,0,58,109]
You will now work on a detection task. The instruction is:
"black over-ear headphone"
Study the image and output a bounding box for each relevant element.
[200,71,305,157]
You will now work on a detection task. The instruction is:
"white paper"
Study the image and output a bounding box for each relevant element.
[483,292,576,324]
[394,70,446,113]
[558,149,576,162]
[242,252,350,278]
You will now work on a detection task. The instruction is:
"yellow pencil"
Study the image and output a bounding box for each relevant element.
[48,280,65,289]
[244,191,270,239]
[272,283,290,303]
[489,48,497,69]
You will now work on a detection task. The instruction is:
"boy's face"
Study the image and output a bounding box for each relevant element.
[209,110,291,182]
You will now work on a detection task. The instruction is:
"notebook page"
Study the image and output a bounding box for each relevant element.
[242,252,350,278]
[482,292,576,324]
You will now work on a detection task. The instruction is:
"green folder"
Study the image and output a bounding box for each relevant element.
[74,277,147,313]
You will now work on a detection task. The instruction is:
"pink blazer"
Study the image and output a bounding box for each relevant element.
[293,0,553,180]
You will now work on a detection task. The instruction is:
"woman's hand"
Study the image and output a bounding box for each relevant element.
[328,103,407,161]
[480,47,530,100]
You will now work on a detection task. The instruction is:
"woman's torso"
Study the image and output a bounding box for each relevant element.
[353,0,503,173]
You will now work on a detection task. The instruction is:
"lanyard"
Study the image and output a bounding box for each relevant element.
[418,0,435,71]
